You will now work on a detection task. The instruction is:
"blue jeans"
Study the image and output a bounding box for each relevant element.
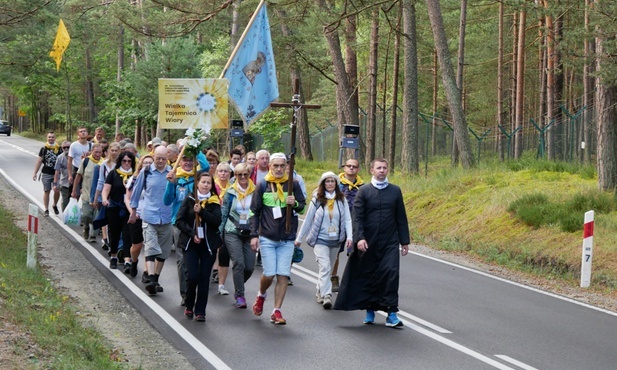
[259,237,294,277]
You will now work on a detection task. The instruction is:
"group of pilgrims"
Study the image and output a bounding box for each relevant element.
[34,126,410,326]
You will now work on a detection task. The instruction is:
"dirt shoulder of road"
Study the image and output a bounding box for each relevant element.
[0,176,194,369]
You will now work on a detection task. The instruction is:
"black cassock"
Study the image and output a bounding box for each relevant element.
[334,183,410,312]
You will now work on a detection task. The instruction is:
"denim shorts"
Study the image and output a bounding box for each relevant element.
[259,237,294,277]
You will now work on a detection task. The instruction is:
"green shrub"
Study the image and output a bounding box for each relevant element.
[507,193,550,213]
[516,202,561,228]
[508,191,617,233]
[566,191,617,214]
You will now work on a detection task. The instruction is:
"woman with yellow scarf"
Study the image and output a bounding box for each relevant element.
[212,162,232,293]
[219,163,257,308]
[101,151,136,271]
[175,171,222,322]
[295,172,353,309]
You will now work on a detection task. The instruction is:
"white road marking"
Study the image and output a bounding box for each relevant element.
[0,168,232,370]
[293,263,452,334]
[410,250,617,318]
[0,138,38,157]
[495,355,539,370]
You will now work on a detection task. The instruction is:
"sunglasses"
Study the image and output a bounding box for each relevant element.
[62,146,70,149]
[122,159,132,163]
[346,164,359,169]
[236,173,249,178]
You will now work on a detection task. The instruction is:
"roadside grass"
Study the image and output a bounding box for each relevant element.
[0,206,125,368]
[297,153,617,294]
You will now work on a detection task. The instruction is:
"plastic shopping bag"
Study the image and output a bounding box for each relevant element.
[63,198,81,225]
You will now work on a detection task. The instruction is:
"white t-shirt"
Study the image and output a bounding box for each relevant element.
[69,141,91,169]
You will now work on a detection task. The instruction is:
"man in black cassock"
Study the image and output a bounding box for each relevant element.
[333,158,410,327]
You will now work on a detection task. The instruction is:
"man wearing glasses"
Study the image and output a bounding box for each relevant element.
[53,140,72,211]
[330,158,365,291]
[129,146,174,296]
[32,131,62,216]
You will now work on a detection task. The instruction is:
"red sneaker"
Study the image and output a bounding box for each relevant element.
[270,310,286,325]
[253,295,266,316]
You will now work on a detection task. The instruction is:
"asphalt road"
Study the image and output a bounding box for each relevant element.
[1,134,616,370]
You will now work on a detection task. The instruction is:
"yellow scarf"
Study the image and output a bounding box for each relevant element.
[264,171,289,202]
[215,178,230,200]
[326,199,335,213]
[232,180,256,201]
[339,173,364,191]
[87,155,102,165]
[45,142,59,153]
[116,168,134,186]
[200,195,221,207]
[176,167,195,180]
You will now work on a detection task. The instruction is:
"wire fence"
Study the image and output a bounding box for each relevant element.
[262,103,597,166]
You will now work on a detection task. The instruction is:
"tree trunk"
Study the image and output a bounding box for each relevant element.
[456,0,467,94]
[595,3,617,191]
[382,31,391,160]
[388,3,402,168]
[545,6,556,160]
[554,13,565,160]
[497,1,505,161]
[514,8,526,159]
[426,0,474,168]
[275,8,313,160]
[231,0,241,52]
[401,0,419,173]
[595,83,617,190]
[116,25,124,137]
[344,12,361,160]
[510,11,517,147]
[583,0,593,164]
[316,0,358,149]
[432,48,438,156]
[85,46,96,123]
[365,7,379,168]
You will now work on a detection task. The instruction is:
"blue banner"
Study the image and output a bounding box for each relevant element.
[224,4,279,126]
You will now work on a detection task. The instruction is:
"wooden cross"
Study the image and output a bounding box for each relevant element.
[270,78,321,232]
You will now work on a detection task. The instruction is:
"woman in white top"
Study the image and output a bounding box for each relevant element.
[295,171,352,309]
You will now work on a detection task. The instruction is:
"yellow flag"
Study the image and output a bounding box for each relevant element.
[49,19,71,71]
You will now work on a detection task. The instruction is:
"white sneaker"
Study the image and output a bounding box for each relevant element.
[322,294,332,309]
[218,285,229,295]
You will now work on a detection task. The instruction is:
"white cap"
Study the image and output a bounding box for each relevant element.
[318,171,339,186]
[269,152,287,162]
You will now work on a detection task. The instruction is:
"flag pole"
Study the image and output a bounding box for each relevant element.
[219,0,267,78]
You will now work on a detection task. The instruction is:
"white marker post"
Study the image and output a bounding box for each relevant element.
[580,210,594,288]
[27,204,39,270]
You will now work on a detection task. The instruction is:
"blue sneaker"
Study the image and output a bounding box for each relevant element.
[386,312,403,327]
[363,310,375,325]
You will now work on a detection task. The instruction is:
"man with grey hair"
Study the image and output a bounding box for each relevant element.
[249,149,270,186]
[123,143,138,156]
[167,144,180,168]
[249,152,306,325]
